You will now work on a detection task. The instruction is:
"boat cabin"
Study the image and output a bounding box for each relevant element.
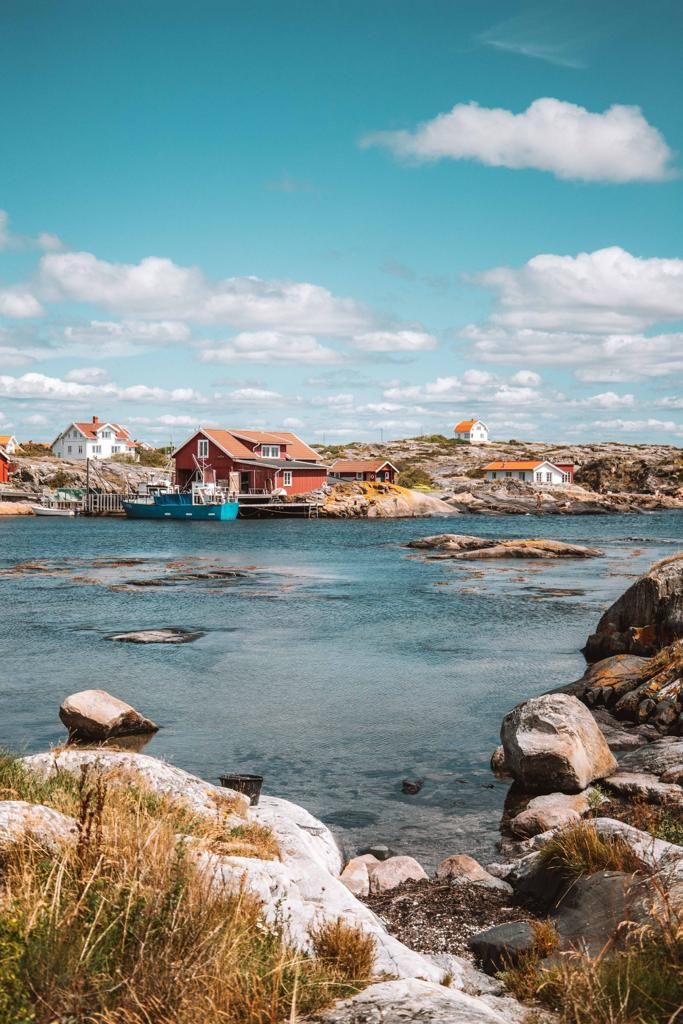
[330,459,399,484]
[172,428,328,497]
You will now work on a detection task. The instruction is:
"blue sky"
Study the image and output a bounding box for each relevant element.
[1,0,682,445]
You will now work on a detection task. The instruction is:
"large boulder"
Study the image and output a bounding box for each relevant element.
[59,689,159,740]
[501,694,617,794]
[368,855,428,894]
[469,921,537,973]
[407,534,601,560]
[553,871,655,955]
[435,853,512,892]
[618,737,683,777]
[313,978,527,1024]
[0,800,78,854]
[584,554,683,661]
[22,749,250,820]
[509,791,591,838]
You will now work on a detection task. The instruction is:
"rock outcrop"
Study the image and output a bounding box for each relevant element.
[322,482,452,519]
[584,554,683,661]
[501,694,617,794]
[0,800,78,853]
[59,689,159,740]
[105,628,205,644]
[407,534,602,559]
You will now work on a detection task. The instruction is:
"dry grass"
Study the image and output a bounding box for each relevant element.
[538,821,648,882]
[0,752,374,1023]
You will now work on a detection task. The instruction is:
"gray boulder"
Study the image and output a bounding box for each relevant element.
[59,688,159,740]
[584,554,683,661]
[509,791,591,838]
[553,871,655,955]
[501,693,617,794]
[604,771,683,806]
[469,921,537,974]
[619,737,683,776]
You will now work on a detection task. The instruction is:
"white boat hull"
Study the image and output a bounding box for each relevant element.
[31,505,77,517]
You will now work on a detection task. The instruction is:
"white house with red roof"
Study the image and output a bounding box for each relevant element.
[51,416,137,461]
[454,418,489,443]
[172,427,328,496]
[0,434,19,454]
[484,460,574,485]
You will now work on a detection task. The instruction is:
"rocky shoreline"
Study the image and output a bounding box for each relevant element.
[1,552,682,1022]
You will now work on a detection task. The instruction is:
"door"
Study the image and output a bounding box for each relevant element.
[240,471,250,493]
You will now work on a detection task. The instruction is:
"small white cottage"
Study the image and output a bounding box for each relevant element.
[51,416,137,461]
[484,460,573,485]
[454,419,489,444]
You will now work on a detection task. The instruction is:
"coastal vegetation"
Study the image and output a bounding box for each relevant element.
[0,752,375,1024]
[537,820,649,881]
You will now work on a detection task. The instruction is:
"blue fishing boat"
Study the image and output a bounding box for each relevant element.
[123,471,239,521]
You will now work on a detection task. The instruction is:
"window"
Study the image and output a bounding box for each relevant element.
[67,445,72,454]
[505,471,512,478]
[262,445,280,458]
[92,445,101,454]
[535,473,542,482]
[518,471,525,478]
[112,446,120,453]
[546,472,552,483]
[198,439,209,458]
[78,446,83,454]
[283,470,292,486]
[355,472,363,480]
[101,431,111,439]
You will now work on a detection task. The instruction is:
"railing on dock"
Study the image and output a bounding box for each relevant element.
[81,492,138,515]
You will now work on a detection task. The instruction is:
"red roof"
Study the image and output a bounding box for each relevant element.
[72,420,133,443]
[331,459,398,474]
[186,428,322,463]
[454,419,477,432]
[485,460,544,470]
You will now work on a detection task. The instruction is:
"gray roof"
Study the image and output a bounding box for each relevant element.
[236,457,330,471]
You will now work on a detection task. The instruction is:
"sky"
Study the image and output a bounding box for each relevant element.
[1,0,682,447]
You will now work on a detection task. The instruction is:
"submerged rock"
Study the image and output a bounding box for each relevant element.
[407,534,602,560]
[501,693,617,794]
[59,689,159,740]
[401,778,424,795]
[105,628,205,644]
[584,553,683,661]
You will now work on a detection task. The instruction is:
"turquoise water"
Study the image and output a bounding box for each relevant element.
[1,512,680,867]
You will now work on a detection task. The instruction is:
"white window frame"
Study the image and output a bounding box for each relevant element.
[92,445,101,454]
[282,470,292,486]
[198,439,209,458]
[262,445,280,458]
[546,472,552,482]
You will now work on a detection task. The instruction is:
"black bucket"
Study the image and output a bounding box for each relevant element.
[219,773,264,806]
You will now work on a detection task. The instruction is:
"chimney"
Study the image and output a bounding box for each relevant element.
[92,415,99,425]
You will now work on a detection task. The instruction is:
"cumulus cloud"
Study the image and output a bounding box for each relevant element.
[64,367,110,384]
[361,99,674,182]
[0,372,206,404]
[352,329,437,352]
[578,391,636,409]
[511,369,541,386]
[226,388,283,402]
[0,287,43,318]
[64,320,192,346]
[591,417,681,434]
[383,373,543,407]
[199,331,338,364]
[40,251,370,333]
[0,210,64,252]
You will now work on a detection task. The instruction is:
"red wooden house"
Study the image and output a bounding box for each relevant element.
[172,428,328,497]
[0,447,10,484]
[330,459,399,484]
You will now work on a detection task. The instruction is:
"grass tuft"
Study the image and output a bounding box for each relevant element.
[538,821,648,882]
[0,751,371,1022]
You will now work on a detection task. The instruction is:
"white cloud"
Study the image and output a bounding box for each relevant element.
[463,368,495,385]
[0,288,43,318]
[591,417,681,434]
[0,210,64,252]
[352,329,437,352]
[579,391,636,409]
[311,393,355,408]
[199,331,338,364]
[64,367,110,384]
[130,414,199,427]
[0,372,205,404]
[64,320,192,346]
[41,252,370,333]
[510,369,541,386]
[283,417,304,428]
[362,99,674,182]
[226,388,282,402]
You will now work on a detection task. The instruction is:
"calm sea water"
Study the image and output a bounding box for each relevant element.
[1,511,680,867]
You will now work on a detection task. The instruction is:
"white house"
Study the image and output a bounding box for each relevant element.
[484,460,574,485]
[0,434,19,454]
[454,418,489,443]
[51,416,137,461]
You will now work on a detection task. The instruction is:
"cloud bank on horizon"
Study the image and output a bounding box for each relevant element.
[0,0,681,446]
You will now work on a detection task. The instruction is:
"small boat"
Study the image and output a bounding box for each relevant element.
[31,504,77,517]
[123,474,239,521]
